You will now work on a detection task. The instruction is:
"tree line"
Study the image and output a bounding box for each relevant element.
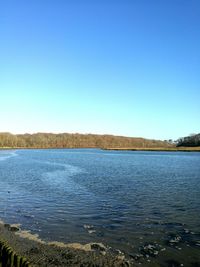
[0,132,172,149]
[176,133,200,147]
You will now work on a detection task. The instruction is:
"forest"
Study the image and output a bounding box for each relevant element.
[176,133,200,147]
[0,132,172,149]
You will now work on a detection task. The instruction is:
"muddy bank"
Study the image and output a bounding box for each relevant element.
[0,221,135,267]
[104,147,200,152]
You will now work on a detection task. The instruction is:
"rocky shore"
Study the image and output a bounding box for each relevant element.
[0,221,135,267]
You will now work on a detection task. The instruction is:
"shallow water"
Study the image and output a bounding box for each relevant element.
[0,149,200,266]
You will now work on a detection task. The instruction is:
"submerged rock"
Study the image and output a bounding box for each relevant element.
[83,224,96,234]
[10,226,20,232]
[90,243,107,252]
[168,235,182,245]
[139,243,162,258]
[117,255,125,261]
[129,253,143,261]
[83,224,94,230]
[183,229,190,234]
[4,223,20,232]
[88,229,96,234]
[195,241,200,247]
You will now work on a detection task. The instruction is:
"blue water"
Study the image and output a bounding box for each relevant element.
[0,149,200,266]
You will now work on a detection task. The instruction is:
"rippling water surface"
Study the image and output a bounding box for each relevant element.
[0,149,200,266]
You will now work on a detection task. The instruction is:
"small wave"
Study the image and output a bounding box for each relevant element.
[41,161,85,192]
[0,151,18,161]
[41,160,84,177]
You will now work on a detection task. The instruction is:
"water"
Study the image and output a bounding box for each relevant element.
[0,149,200,266]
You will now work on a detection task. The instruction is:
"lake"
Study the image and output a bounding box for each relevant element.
[0,149,200,266]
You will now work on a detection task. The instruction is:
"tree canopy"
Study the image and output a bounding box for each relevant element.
[0,132,172,149]
[176,133,200,147]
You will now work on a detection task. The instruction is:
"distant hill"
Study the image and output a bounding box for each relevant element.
[176,133,200,147]
[0,132,173,149]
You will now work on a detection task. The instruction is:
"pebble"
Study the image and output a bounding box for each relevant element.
[10,226,20,232]
[117,255,125,260]
[130,253,143,261]
[139,243,160,258]
[83,224,96,234]
[90,243,106,252]
[83,224,93,229]
[4,224,20,232]
[169,235,181,244]
[88,230,96,234]
[116,249,124,255]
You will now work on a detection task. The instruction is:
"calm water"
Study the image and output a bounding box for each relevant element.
[0,149,200,266]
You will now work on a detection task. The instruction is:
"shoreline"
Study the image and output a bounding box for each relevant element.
[1,146,200,152]
[103,147,200,152]
[0,220,134,267]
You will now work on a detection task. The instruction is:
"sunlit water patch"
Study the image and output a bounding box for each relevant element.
[0,150,18,161]
[0,149,200,267]
[41,161,85,193]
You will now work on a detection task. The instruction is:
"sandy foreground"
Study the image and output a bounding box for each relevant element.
[0,220,135,267]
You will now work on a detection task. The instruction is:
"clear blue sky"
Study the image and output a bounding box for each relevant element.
[0,0,199,140]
